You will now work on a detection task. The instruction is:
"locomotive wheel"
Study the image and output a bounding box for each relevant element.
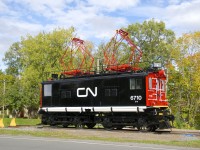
[63,124,69,128]
[102,118,113,130]
[49,120,56,126]
[85,123,96,129]
[147,125,157,132]
[102,123,113,130]
[102,125,113,130]
[73,117,82,128]
[115,126,124,130]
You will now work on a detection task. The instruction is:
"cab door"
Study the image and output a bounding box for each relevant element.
[128,77,146,106]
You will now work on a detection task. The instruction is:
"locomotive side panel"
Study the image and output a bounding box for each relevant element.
[41,74,147,108]
[59,81,77,106]
[52,78,98,107]
[52,83,60,106]
[101,76,119,106]
[74,78,99,107]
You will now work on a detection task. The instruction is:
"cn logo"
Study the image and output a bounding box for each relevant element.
[77,87,97,97]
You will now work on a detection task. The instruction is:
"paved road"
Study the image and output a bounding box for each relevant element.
[0,135,198,150]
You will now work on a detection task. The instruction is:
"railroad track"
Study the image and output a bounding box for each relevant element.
[8,125,200,137]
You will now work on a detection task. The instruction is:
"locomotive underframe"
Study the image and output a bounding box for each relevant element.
[40,107,173,131]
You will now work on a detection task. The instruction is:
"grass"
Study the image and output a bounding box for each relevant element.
[1,118,41,127]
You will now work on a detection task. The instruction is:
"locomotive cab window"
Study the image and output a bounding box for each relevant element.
[130,78,142,90]
[44,84,52,96]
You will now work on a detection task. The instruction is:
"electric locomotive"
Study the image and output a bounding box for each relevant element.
[38,29,174,131]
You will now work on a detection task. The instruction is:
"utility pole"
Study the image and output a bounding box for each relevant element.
[3,80,5,118]
[0,80,6,118]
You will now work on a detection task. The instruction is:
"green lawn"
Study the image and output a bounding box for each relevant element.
[1,118,41,127]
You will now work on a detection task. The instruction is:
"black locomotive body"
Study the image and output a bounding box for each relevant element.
[39,70,174,131]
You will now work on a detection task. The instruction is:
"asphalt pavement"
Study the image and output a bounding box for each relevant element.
[0,135,198,150]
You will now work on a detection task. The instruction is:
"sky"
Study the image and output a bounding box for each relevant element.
[1,0,200,70]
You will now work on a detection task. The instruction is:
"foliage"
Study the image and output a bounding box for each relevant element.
[0,73,14,117]
[168,32,200,129]
[126,19,175,66]
[95,19,175,70]
[3,27,75,117]
[3,42,22,76]
[6,78,24,113]
[20,27,75,112]
[20,27,75,75]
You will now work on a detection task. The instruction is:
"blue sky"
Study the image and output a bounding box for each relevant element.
[1,0,200,70]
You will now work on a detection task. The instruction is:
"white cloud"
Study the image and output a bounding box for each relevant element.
[164,0,200,34]
[0,0,130,70]
[1,0,200,70]
[125,0,200,36]
[87,0,139,11]
[0,0,17,16]
[32,1,129,41]
[0,16,43,68]
[168,0,182,5]
[0,0,7,12]
[87,15,128,39]
[19,0,72,17]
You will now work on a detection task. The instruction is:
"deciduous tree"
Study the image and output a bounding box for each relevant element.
[168,32,200,128]
[126,19,175,66]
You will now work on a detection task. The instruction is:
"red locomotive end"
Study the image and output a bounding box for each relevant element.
[146,69,168,107]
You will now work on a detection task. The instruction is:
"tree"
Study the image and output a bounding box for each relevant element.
[20,27,75,114]
[3,42,22,76]
[0,72,14,117]
[20,27,75,77]
[5,78,24,116]
[95,19,175,70]
[126,19,175,66]
[3,27,76,117]
[168,32,200,128]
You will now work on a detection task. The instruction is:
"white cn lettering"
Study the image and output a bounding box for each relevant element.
[77,87,97,97]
